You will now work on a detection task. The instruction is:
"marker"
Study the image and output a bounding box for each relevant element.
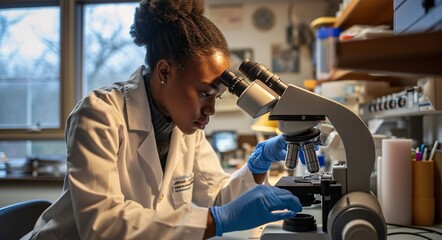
[428,140,439,161]
[420,144,426,154]
[416,151,422,161]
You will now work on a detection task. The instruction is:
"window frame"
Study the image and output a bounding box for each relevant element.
[0,0,138,141]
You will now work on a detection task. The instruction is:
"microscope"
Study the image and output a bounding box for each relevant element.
[219,60,387,240]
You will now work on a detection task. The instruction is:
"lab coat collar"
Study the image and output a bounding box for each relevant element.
[163,129,187,182]
[154,129,185,194]
[125,66,163,188]
[125,66,188,191]
[124,65,153,133]
[137,124,187,192]
[138,134,163,190]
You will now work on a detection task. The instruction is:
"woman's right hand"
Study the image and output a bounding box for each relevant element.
[209,185,302,236]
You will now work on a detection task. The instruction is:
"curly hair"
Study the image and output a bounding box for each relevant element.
[130,0,229,71]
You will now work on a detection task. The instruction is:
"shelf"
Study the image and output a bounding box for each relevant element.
[323,69,407,84]
[336,31,442,76]
[361,108,442,120]
[334,0,393,30]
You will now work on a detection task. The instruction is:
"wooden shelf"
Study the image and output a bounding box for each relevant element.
[336,31,442,76]
[334,0,393,30]
[319,0,441,81]
[326,69,401,81]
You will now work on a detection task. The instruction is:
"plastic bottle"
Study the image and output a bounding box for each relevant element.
[315,27,340,80]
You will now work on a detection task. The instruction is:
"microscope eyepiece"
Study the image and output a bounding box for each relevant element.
[239,59,288,96]
[219,68,280,118]
[219,69,250,97]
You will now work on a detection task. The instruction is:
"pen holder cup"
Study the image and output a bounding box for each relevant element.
[412,160,435,225]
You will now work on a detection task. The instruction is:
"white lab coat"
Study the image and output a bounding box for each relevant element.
[24,66,258,240]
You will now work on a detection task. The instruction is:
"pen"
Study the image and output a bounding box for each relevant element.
[428,140,439,161]
[422,147,428,161]
[420,144,426,154]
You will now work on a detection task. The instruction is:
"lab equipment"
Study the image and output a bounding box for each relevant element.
[210,131,238,166]
[210,185,302,236]
[210,131,238,153]
[359,77,442,120]
[219,60,387,240]
[247,134,287,174]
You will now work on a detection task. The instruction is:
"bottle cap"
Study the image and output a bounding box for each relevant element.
[316,27,341,39]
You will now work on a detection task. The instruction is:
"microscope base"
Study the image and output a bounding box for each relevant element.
[261,224,330,240]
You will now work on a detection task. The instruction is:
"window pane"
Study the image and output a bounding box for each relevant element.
[0,7,60,129]
[83,3,145,95]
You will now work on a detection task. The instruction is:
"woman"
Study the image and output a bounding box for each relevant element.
[24,0,301,239]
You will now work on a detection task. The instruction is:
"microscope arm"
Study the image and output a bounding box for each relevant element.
[270,84,375,194]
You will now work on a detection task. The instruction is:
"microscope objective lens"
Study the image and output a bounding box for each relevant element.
[285,143,299,169]
[302,143,320,173]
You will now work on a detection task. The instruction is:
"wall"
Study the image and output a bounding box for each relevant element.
[204,0,332,135]
[424,114,442,146]
[0,181,62,207]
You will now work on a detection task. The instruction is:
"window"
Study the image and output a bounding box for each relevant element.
[82,3,144,94]
[0,140,66,158]
[0,1,143,158]
[0,6,60,130]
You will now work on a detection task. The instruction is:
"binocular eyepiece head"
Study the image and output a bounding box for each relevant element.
[219,59,288,97]
[239,59,288,96]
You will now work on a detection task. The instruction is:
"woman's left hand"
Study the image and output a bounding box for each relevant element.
[247,134,287,174]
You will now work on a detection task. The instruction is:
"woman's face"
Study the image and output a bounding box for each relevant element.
[153,51,230,135]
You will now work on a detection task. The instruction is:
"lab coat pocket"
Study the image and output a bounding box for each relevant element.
[171,173,194,209]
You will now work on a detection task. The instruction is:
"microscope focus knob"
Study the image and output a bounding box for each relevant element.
[342,219,377,240]
[327,192,387,240]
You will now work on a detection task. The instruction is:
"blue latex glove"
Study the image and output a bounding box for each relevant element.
[210,185,302,236]
[248,134,287,174]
